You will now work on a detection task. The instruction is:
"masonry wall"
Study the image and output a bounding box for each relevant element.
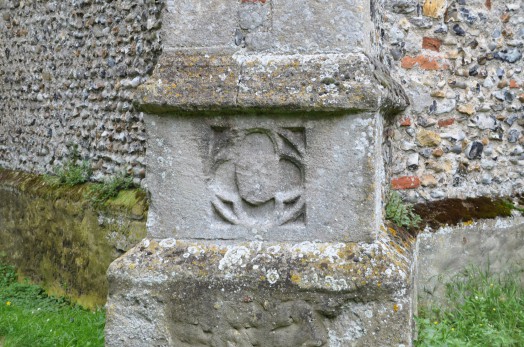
[0,169,148,308]
[0,0,164,182]
[1,0,520,203]
[382,0,524,202]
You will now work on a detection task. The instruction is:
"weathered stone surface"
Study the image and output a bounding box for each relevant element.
[0,0,162,182]
[0,169,147,308]
[415,217,524,308]
[106,1,416,345]
[139,0,408,115]
[384,0,524,202]
[145,113,382,243]
[106,238,414,347]
[138,52,408,115]
[163,0,372,54]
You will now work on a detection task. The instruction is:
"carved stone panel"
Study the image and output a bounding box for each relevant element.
[145,113,381,242]
[210,127,306,228]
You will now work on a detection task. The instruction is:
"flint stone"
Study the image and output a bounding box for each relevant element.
[467,141,484,160]
[145,113,382,243]
[508,129,521,143]
[494,49,522,63]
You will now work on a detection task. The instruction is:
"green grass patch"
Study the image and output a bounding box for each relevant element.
[0,263,105,347]
[45,144,92,187]
[386,191,422,229]
[415,267,524,346]
[86,172,137,208]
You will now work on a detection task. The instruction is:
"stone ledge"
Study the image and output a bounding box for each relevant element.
[108,238,411,294]
[137,52,408,116]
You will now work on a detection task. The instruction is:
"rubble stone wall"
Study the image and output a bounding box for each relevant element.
[0,0,164,183]
[382,0,524,202]
[2,0,520,204]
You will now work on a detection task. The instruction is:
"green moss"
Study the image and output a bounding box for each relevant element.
[414,197,515,230]
[108,189,139,208]
[0,168,148,216]
[136,101,364,117]
[0,169,148,308]
[320,77,336,85]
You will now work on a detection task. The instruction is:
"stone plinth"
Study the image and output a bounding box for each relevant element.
[106,238,413,347]
[106,0,412,345]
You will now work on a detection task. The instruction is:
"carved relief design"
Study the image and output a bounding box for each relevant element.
[210,127,306,227]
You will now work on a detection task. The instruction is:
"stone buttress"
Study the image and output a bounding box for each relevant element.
[105,1,413,346]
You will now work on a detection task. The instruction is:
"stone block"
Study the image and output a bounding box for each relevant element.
[138,52,409,115]
[415,217,524,309]
[106,239,414,347]
[162,0,372,53]
[145,112,382,243]
[105,1,414,345]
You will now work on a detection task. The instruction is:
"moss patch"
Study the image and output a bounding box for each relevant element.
[413,197,514,230]
[0,168,148,308]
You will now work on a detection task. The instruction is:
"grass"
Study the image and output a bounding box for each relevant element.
[86,172,137,208]
[385,190,422,229]
[415,267,524,346]
[0,263,105,347]
[45,145,92,187]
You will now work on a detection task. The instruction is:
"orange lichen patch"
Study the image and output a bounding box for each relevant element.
[388,227,397,237]
[423,0,446,18]
[393,304,399,312]
[290,273,301,284]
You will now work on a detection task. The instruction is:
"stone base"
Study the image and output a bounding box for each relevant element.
[106,238,414,346]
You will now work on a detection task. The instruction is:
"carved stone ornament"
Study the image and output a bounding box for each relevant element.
[209,127,306,228]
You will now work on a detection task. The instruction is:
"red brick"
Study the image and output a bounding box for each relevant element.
[399,117,411,126]
[422,37,442,52]
[391,176,421,190]
[401,55,448,70]
[509,80,519,89]
[438,118,455,127]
